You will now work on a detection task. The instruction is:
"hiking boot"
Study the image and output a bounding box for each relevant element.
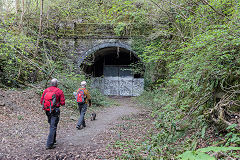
[46,145,56,150]
[76,125,83,130]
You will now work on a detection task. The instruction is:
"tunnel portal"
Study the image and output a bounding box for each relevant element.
[80,44,144,96]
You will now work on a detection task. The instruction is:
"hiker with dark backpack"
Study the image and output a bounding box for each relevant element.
[40,78,65,150]
[74,81,91,130]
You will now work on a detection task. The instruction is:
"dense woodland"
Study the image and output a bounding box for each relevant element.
[0,0,240,159]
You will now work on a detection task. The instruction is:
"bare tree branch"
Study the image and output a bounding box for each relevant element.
[201,0,231,21]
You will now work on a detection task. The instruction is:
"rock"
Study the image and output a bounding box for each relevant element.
[70,116,78,121]
[34,155,41,159]
[0,153,5,160]
[0,91,5,97]
[44,155,51,160]
[0,101,5,106]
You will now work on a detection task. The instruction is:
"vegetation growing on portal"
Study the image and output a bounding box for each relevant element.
[0,0,240,159]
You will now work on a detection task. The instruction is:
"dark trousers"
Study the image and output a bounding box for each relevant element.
[77,103,87,127]
[46,108,60,147]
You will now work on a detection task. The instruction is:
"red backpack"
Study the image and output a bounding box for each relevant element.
[43,88,59,112]
[76,88,86,104]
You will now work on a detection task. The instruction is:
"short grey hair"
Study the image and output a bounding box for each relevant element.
[81,81,87,87]
[50,78,58,87]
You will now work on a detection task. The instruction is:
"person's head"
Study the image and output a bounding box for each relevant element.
[50,78,58,87]
[81,81,87,87]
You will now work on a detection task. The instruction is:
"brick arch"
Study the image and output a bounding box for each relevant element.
[78,42,139,66]
[78,41,144,96]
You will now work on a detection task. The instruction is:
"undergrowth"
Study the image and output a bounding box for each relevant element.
[37,73,115,109]
[133,90,240,159]
[113,0,240,159]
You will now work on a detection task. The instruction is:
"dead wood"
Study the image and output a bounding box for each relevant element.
[208,92,240,132]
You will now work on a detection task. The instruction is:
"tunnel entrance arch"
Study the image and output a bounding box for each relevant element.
[79,42,144,96]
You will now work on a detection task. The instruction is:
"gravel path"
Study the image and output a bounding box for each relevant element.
[61,98,140,146]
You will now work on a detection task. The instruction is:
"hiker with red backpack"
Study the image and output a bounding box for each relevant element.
[40,78,65,150]
[74,81,91,130]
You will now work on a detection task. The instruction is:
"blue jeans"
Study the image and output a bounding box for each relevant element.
[46,108,60,147]
[77,103,87,127]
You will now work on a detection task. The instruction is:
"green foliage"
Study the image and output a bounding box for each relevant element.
[178,146,240,160]
[130,0,240,159]
[55,73,85,108]
[225,124,240,146]
[114,22,127,36]
[0,21,39,86]
[0,18,68,87]
[167,24,240,104]
[136,90,193,159]
[17,115,24,120]
[178,151,215,160]
[90,88,115,107]
[112,140,144,159]
[1,0,240,158]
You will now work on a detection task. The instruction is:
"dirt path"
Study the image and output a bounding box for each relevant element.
[61,98,140,146]
[0,90,143,159]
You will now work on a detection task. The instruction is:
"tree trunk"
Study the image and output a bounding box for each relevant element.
[35,0,43,57]
[46,0,49,28]
[19,0,25,31]
[0,0,3,18]
[15,0,20,15]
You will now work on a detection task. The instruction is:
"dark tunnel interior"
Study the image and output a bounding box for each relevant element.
[81,47,143,78]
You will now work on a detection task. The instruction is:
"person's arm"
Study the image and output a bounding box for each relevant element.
[85,89,91,106]
[88,99,92,107]
[59,90,65,106]
[40,89,46,105]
